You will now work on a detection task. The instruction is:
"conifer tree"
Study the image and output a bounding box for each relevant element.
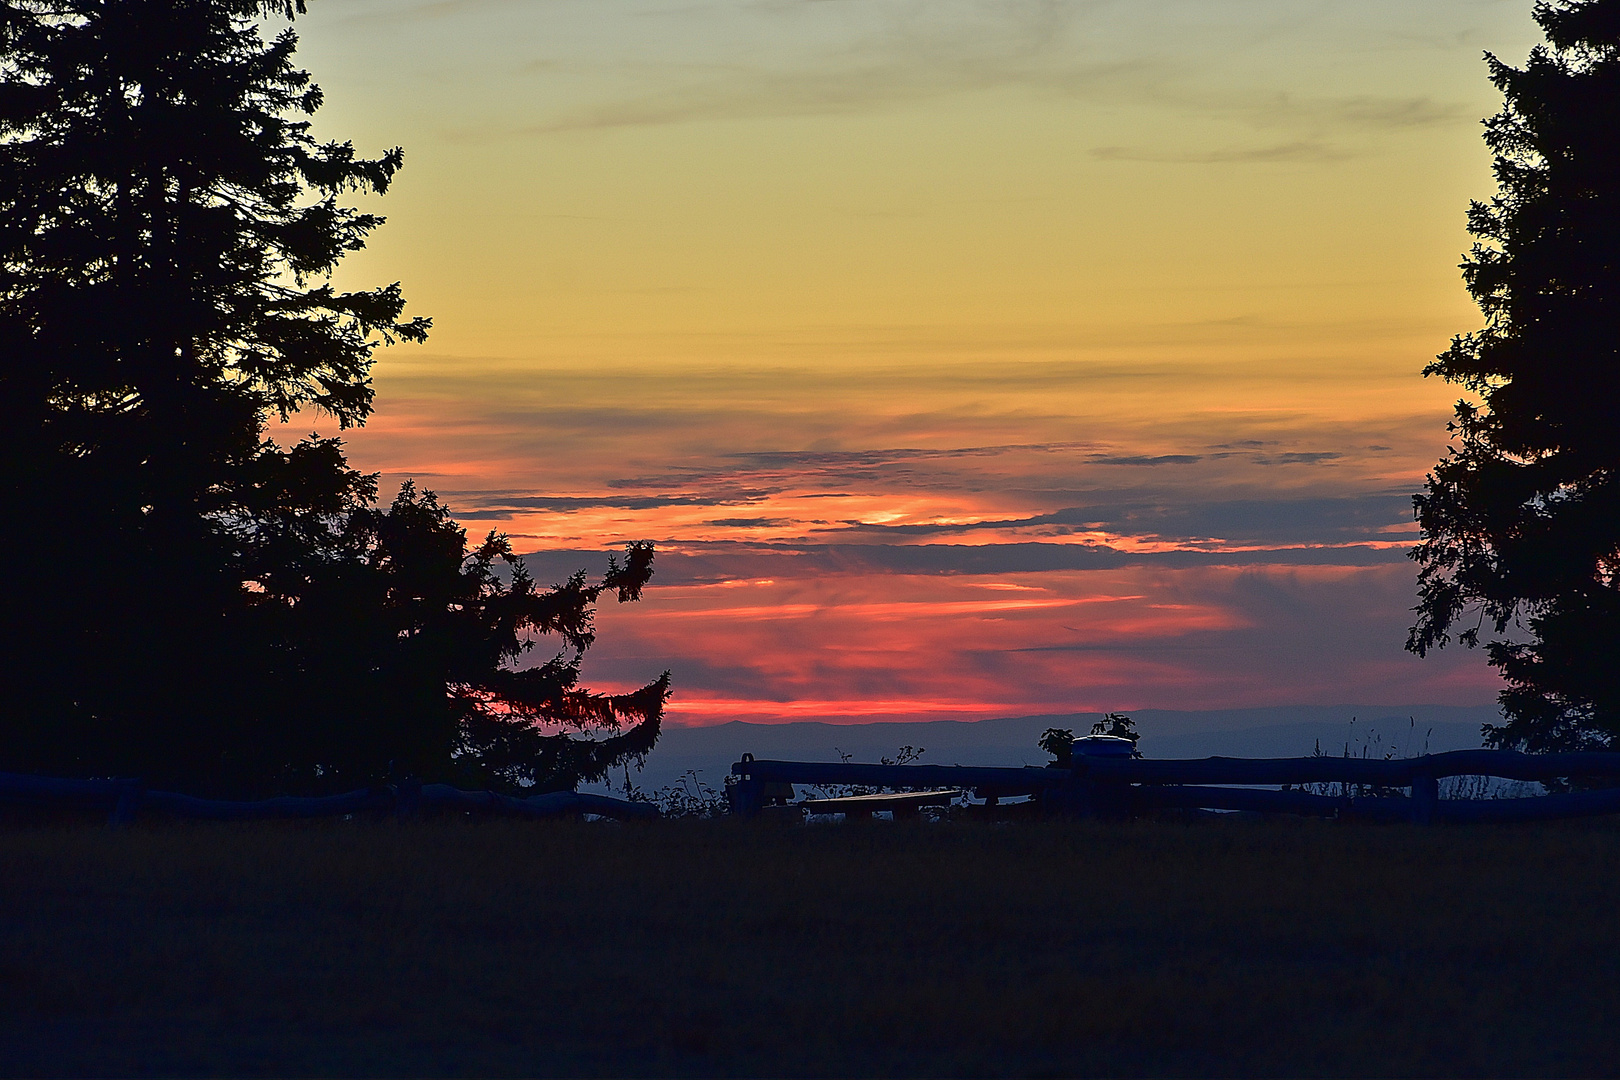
[1409,0,1620,751]
[0,0,667,794]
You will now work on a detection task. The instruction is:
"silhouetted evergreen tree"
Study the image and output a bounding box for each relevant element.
[1409,0,1620,751]
[235,478,666,795]
[0,0,667,794]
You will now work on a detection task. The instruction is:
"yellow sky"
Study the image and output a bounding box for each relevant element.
[271,1,1549,719]
[304,1,1532,370]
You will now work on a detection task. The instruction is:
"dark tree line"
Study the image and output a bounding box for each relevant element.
[0,0,667,795]
[1410,0,1620,751]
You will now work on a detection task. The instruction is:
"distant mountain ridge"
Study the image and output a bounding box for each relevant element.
[600,704,1503,794]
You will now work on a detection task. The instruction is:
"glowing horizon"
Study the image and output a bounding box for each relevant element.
[276,0,1545,725]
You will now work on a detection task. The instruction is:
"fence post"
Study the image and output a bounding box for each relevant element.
[1410,766,1438,826]
[1037,769,1099,817]
[395,776,422,821]
[107,780,143,827]
[728,754,763,818]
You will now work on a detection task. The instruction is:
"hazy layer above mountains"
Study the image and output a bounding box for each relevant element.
[604,704,1501,793]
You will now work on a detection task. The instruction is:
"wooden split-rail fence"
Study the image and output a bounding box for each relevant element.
[728,749,1620,824]
[0,772,657,825]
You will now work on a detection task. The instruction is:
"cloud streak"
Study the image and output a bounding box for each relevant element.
[511,540,1413,591]
[394,0,1482,149]
[817,492,1414,545]
[1091,141,1354,165]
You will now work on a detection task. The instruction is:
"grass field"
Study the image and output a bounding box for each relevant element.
[2,816,1619,1077]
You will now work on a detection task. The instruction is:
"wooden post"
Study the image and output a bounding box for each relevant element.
[107,781,142,827]
[728,755,764,818]
[1411,768,1438,825]
[395,777,422,821]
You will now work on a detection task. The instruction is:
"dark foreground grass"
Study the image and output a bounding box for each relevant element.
[2,817,1619,1078]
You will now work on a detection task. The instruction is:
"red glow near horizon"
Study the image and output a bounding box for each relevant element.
[323,357,1504,726]
[577,565,1501,727]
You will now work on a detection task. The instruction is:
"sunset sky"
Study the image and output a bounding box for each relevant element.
[287,0,1545,725]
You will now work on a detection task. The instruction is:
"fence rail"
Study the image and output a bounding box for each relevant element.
[0,771,657,825]
[728,750,1620,824]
